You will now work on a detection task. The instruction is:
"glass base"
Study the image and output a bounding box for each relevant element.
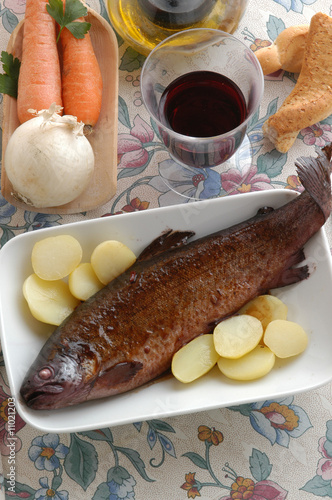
[159,134,253,201]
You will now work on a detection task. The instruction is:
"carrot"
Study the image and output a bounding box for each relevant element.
[17,0,62,123]
[60,13,103,129]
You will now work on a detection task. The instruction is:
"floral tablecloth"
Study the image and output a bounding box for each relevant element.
[1,0,332,498]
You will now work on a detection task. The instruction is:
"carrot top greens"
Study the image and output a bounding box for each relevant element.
[47,0,91,42]
[0,51,21,98]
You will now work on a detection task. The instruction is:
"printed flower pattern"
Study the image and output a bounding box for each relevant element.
[120,197,149,213]
[181,428,288,499]
[94,466,137,500]
[230,397,312,447]
[317,437,332,482]
[0,195,16,224]
[302,420,332,496]
[35,477,68,500]
[301,123,332,147]
[285,174,304,192]
[117,115,156,169]
[197,425,223,445]
[220,478,287,500]
[130,115,154,144]
[149,158,222,202]
[274,0,316,13]
[29,434,69,471]
[181,472,201,498]
[3,0,25,14]
[107,475,136,499]
[221,163,272,195]
[248,37,272,52]
[117,133,150,169]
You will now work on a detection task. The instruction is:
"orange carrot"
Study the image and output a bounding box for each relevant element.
[60,15,103,128]
[17,0,62,123]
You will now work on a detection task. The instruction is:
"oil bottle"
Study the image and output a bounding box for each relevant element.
[107,0,248,55]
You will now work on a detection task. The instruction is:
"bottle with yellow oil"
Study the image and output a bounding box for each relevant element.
[107,0,248,55]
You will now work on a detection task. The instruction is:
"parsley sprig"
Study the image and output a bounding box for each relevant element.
[0,51,21,98]
[47,0,91,42]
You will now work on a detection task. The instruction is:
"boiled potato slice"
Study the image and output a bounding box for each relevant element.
[264,319,308,358]
[238,295,288,330]
[172,334,219,383]
[69,263,104,301]
[31,235,83,281]
[217,346,275,381]
[23,274,80,326]
[91,240,136,285]
[213,315,263,359]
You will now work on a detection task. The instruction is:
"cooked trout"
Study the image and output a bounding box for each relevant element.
[20,151,332,410]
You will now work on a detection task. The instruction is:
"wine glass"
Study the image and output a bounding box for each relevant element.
[140,28,264,198]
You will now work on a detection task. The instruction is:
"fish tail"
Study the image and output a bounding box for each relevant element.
[295,152,331,220]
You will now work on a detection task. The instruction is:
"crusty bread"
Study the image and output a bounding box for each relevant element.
[256,24,308,75]
[263,12,332,153]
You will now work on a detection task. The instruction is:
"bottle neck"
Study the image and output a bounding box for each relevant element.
[138,0,217,28]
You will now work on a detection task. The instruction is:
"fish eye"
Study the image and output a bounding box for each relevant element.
[38,367,53,380]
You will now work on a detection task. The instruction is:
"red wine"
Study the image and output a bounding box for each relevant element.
[158,71,247,138]
[158,71,248,168]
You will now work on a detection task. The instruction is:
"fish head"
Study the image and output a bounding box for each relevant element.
[20,353,90,410]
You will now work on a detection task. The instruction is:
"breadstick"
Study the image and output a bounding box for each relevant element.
[256,24,308,75]
[263,12,332,153]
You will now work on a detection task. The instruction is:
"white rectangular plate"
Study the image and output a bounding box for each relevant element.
[1,189,332,432]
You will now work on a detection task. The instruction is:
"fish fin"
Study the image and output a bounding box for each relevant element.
[295,153,331,220]
[138,229,195,261]
[286,248,306,267]
[94,361,143,389]
[280,265,310,286]
[268,249,310,288]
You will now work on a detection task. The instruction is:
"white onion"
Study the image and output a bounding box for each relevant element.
[5,104,95,208]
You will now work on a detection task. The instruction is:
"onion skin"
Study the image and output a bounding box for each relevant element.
[5,106,95,208]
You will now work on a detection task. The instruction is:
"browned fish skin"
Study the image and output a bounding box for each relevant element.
[20,153,332,410]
